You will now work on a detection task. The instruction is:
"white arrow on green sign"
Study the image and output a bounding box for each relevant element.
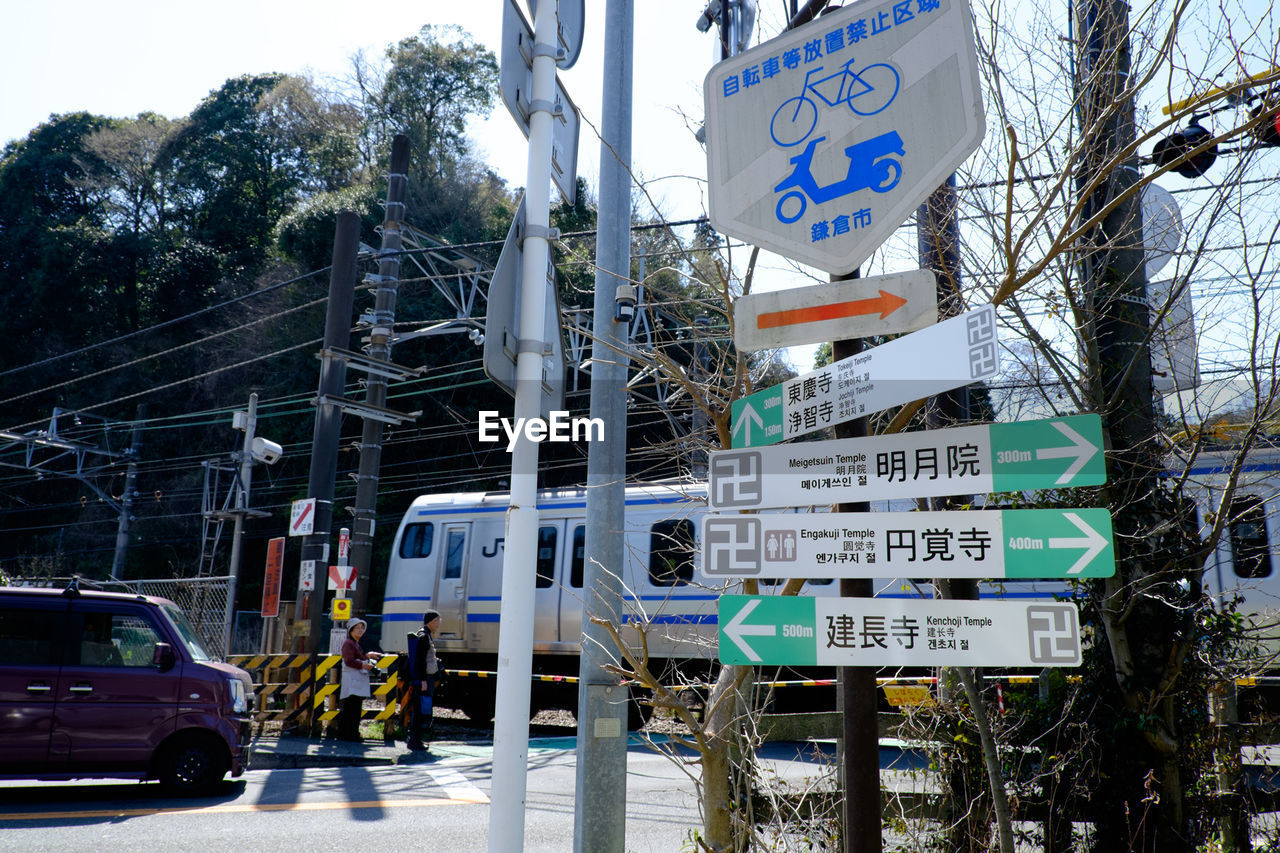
[731,305,999,448]
[709,414,1105,510]
[701,507,1114,580]
[718,595,1082,667]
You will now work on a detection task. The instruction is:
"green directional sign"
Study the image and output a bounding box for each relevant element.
[719,595,818,665]
[701,507,1115,580]
[730,306,999,448]
[718,595,1083,667]
[731,387,784,447]
[989,415,1106,491]
[710,414,1106,510]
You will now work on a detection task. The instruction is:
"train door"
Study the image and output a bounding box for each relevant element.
[532,521,565,646]
[559,523,586,645]
[434,523,470,640]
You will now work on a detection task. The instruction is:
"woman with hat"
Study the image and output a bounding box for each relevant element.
[338,617,380,742]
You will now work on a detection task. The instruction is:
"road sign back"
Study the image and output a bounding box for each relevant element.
[704,0,985,273]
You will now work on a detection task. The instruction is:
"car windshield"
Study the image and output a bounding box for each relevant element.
[161,603,214,662]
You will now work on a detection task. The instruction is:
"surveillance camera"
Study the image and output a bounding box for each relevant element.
[615,284,637,323]
[250,437,284,465]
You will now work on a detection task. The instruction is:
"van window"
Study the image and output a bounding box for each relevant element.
[536,526,558,588]
[0,606,61,666]
[649,519,696,586]
[570,525,585,588]
[1230,496,1271,579]
[76,611,164,667]
[400,522,434,559]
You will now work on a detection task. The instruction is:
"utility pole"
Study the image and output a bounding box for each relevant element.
[488,1,558,847]
[1074,0,1180,846]
[348,134,411,616]
[573,1,634,850]
[109,406,145,581]
[223,393,259,657]
[300,211,360,676]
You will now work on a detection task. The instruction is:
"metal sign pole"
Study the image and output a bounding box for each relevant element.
[488,1,558,849]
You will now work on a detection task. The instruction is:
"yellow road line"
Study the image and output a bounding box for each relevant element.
[0,796,489,822]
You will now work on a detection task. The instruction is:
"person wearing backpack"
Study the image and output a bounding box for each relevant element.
[406,610,442,751]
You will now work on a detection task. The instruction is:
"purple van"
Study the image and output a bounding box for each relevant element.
[0,583,253,794]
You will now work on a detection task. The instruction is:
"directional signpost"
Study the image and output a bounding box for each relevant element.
[710,414,1105,509]
[731,304,998,448]
[718,595,1083,667]
[482,195,567,418]
[702,507,1114,580]
[501,0,581,204]
[704,0,985,273]
[733,269,938,351]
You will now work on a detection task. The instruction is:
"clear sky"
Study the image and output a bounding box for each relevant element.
[0,0,727,223]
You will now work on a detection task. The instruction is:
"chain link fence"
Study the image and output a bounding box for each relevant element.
[7,575,232,659]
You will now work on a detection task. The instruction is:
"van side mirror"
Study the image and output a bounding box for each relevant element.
[152,642,177,671]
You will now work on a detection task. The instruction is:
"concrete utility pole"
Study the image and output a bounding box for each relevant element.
[573,1,634,850]
[222,393,258,657]
[488,1,558,847]
[300,211,360,673]
[348,135,410,616]
[109,406,145,581]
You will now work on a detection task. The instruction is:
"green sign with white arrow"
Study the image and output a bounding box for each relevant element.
[709,414,1106,510]
[701,507,1115,580]
[731,305,1000,448]
[718,595,1083,667]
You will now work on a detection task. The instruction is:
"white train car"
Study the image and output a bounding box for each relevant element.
[381,482,726,721]
[381,448,1280,721]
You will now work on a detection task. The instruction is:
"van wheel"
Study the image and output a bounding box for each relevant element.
[158,735,227,796]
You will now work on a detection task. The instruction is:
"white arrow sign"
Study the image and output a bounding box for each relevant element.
[723,597,777,662]
[701,508,1116,580]
[1035,421,1099,485]
[1048,512,1111,575]
[708,414,1107,510]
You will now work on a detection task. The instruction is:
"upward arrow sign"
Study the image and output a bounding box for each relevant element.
[731,402,764,446]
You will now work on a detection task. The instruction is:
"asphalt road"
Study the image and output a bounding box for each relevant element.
[0,737,710,853]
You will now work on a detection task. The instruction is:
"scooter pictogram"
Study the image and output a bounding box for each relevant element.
[773,131,906,224]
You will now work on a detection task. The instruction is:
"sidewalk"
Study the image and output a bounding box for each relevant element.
[248,733,477,770]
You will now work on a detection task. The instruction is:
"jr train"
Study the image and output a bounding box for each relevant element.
[380,447,1280,721]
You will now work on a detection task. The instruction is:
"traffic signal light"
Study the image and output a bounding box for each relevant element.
[1152,122,1218,178]
[1249,96,1280,147]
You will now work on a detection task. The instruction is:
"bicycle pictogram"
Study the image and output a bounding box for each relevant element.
[769,58,901,148]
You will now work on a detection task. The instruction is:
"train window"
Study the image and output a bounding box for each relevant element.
[398,523,434,559]
[1229,496,1271,579]
[536,526,558,588]
[649,519,695,586]
[570,525,585,588]
[443,530,466,579]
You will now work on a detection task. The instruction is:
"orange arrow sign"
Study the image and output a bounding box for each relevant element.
[756,289,909,330]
